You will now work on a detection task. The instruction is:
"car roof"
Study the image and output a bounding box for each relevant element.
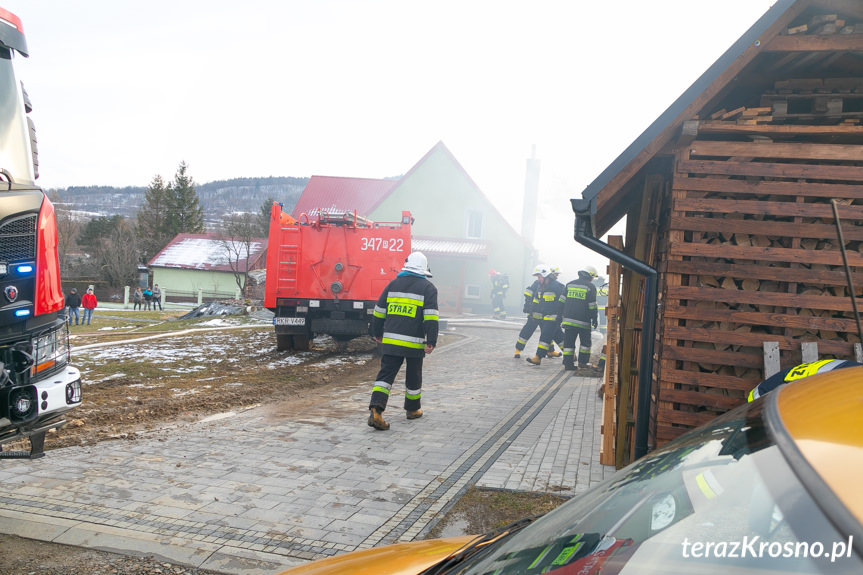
[775,365,863,525]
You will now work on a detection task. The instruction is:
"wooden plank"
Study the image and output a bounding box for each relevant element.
[656,408,718,428]
[662,345,764,369]
[696,122,863,136]
[763,342,781,377]
[673,196,863,219]
[657,424,692,442]
[672,176,863,199]
[765,34,863,52]
[669,215,863,243]
[658,388,745,411]
[661,368,761,392]
[662,325,854,352]
[667,285,859,313]
[663,305,863,340]
[668,242,863,268]
[677,159,863,182]
[689,141,863,162]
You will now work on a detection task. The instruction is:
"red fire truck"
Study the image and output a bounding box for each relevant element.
[265,203,412,351]
[0,7,82,459]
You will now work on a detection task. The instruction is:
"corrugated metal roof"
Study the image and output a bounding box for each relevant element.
[148,233,268,272]
[413,236,490,258]
[291,176,398,220]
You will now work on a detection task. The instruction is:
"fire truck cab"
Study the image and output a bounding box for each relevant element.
[0,7,82,459]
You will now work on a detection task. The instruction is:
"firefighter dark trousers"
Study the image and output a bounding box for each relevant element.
[563,326,592,367]
[516,316,541,351]
[492,294,506,318]
[369,354,423,413]
[535,320,561,358]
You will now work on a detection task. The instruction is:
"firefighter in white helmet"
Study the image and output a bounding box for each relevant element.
[525,265,566,366]
[368,252,439,430]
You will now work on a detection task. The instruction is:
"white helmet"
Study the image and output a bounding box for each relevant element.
[532,264,552,278]
[584,265,598,278]
[402,252,433,277]
[550,265,560,277]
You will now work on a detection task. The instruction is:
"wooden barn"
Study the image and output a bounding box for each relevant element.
[572,0,863,467]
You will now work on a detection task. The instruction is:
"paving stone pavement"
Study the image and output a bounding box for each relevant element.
[0,320,616,574]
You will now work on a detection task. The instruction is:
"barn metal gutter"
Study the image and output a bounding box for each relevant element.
[570,198,656,461]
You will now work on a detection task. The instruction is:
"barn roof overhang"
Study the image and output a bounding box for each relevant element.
[576,0,863,237]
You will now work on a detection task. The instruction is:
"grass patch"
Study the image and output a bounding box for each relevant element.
[426,487,568,539]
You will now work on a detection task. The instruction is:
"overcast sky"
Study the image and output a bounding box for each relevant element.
[4,0,776,278]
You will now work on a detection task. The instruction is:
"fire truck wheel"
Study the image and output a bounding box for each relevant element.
[276,334,294,351]
[293,335,311,351]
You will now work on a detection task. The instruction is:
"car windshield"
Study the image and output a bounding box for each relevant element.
[447,399,861,574]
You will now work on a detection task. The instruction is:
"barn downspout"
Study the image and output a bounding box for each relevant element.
[570,199,656,461]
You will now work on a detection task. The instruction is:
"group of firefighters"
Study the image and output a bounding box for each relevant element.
[491,264,601,372]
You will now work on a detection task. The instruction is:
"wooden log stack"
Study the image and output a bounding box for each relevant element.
[655,72,863,444]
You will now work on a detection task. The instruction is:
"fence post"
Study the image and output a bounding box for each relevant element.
[235,287,242,300]
[763,342,780,378]
[801,341,818,363]
[124,286,130,309]
[198,288,203,305]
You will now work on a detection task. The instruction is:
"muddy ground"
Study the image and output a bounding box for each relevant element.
[0,311,567,574]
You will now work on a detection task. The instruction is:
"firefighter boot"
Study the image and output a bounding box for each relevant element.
[514,349,521,359]
[563,360,576,371]
[368,407,390,430]
[526,355,542,366]
[406,409,423,420]
[547,348,562,358]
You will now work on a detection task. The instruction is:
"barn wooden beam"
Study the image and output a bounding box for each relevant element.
[765,34,863,52]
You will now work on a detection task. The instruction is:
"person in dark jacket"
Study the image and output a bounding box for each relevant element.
[561,266,599,371]
[368,252,439,430]
[65,288,81,325]
[525,265,566,366]
[489,269,509,319]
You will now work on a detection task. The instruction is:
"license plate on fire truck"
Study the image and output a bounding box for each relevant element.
[274,317,306,326]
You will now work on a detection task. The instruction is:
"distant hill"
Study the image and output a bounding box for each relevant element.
[47,176,309,224]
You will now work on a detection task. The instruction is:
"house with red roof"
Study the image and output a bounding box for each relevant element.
[148,233,268,301]
[290,141,537,315]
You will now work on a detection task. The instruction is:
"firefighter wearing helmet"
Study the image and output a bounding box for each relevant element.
[561,265,599,370]
[368,252,439,431]
[525,264,566,366]
[489,269,510,319]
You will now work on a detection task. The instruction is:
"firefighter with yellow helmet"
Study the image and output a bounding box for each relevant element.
[561,265,599,371]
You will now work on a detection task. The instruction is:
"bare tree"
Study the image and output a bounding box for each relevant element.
[94,219,140,288]
[219,212,257,293]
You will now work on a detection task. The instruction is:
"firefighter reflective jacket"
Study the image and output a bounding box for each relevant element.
[491,274,509,298]
[536,278,565,322]
[372,272,439,358]
[523,280,541,316]
[562,270,598,329]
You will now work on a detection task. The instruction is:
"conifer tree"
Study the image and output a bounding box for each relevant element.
[256,196,276,238]
[165,161,204,235]
[136,174,172,262]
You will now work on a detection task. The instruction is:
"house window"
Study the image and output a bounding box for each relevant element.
[465,284,481,299]
[466,210,483,239]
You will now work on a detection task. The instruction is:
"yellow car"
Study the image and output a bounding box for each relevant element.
[278,366,863,574]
